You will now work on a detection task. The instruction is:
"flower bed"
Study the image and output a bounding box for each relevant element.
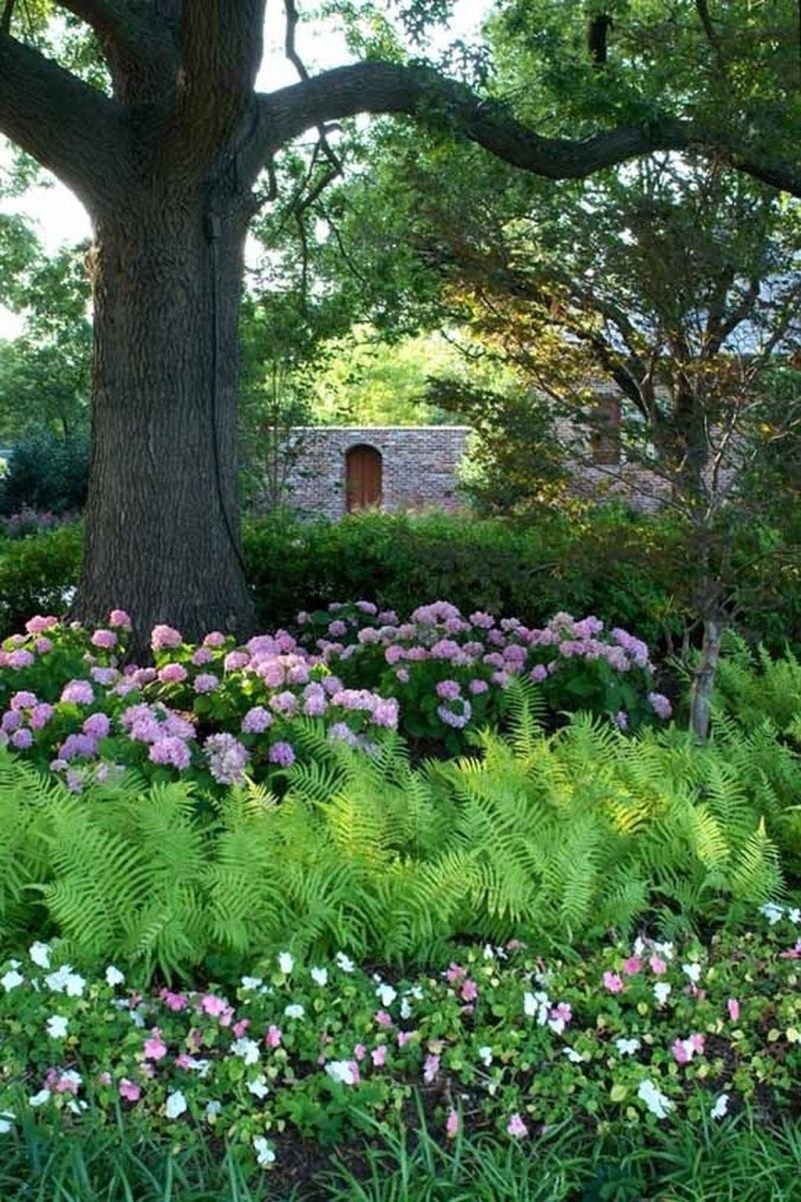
[2,908,801,1173]
[0,603,671,790]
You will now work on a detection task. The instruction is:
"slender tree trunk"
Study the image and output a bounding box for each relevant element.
[689,612,724,741]
[72,190,256,654]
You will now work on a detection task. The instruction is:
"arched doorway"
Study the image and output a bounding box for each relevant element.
[345,444,382,512]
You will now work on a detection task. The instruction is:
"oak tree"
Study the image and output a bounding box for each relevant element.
[0,0,798,647]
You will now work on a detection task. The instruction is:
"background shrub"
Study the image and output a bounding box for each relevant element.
[0,523,82,636]
[0,431,89,517]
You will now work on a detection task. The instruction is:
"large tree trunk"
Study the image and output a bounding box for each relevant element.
[73,190,256,653]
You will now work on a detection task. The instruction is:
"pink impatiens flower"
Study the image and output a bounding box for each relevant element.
[507,1113,528,1138]
[460,979,478,1003]
[265,1025,282,1048]
[371,1045,387,1067]
[119,1078,141,1102]
[423,1053,440,1084]
[727,998,740,1022]
[649,955,667,975]
[446,1109,460,1138]
[622,956,642,976]
[143,1029,167,1060]
[603,971,624,993]
[200,994,228,1017]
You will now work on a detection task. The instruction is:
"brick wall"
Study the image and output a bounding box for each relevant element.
[278,418,728,519]
[282,426,472,520]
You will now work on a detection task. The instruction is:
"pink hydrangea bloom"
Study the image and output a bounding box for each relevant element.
[10,691,37,711]
[241,706,273,734]
[60,680,94,705]
[108,610,132,629]
[193,673,219,694]
[158,663,188,685]
[25,615,58,634]
[91,629,118,649]
[203,631,227,648]
[151,625,182,651]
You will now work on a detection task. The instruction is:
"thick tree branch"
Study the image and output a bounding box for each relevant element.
[245,61,801,199]
[56,0,179,102]
[249,61,686,185]
[0,32,130,209]
[58,0,139,43]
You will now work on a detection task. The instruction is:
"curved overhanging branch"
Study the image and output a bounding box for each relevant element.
[246,59,801,199]
[246,60,688,187]
[0,32,130,209]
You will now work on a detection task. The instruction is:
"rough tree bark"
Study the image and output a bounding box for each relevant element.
[0,2,798,647]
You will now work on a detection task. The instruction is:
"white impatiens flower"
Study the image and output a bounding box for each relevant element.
[310,967,328,986]
[29,1089,51,1107]
[165,1090,187,1119]
[247,1075,270,1099]
[0,1112,14,1134]
[563,1047,583,1063]
[523,990,550,1025]
[46,1015,69,1039]
[241,976,263,991]
[232,1038,260,1066]
[376,983,397,1008]
[760,903,784,925]
[1,969,24,992]
[325,1060,357,1085]
[44,966,86,996]
[283,1003,305,1020]
[615,1037,641,1057]
[478,1046,493,1067]
[637,1079,674,1120]
[64,972,86,997]
[682,962,701,984]
[205,1100,222,1120]
[253,1135,276,1166]
[277,951,294,975]
[710,1093,730,1120]
[400,998,413,1020]
[335,952,355,973]
[105,965,125,987]
[29,942,51,969]
[652,941,675,960]
[654,982,672,1006]
[789,908,801,925]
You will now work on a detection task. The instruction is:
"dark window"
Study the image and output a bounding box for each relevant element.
[590,397,621,466]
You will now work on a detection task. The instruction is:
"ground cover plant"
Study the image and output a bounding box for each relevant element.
[3,912,801,1191]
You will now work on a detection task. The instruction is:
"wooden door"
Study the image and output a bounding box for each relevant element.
[346,444,382,511]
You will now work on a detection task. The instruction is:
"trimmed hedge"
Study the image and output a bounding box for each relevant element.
[0,508,798,656]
